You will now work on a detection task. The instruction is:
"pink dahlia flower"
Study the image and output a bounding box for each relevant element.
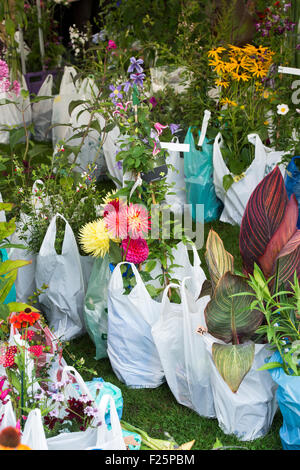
[121,237,149,264]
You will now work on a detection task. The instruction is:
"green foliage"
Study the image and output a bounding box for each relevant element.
[247,266,300,377]
[5,150,108,255]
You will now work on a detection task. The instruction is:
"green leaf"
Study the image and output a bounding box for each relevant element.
[68,99,87,117]
[205,229,234,291]
[145,284,159,299]
[9,127,26,150]
[0,217,16,241]
[0,270,17,303]
[0,259,31,276]
[257,361,284,372]
[30,95,52,103]
[89,119,102,135]
[144,260,157,273]
[0,303,9,321]
[212,341,255,393]
[223,174,234,192]
[7,302,40,313]
[7,369,21,395]
[0,203,14,212]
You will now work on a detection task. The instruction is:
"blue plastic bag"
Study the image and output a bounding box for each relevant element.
[267,351,300,450]
[72,377,123,426]
[285,156,300,229]
[184,127,222,222]
[0,248,16,304]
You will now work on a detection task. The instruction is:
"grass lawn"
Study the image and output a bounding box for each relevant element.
[67,220,283,451]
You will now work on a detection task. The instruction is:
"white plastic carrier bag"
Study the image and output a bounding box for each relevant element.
[107,262,165,388]
[22,409,48,450]
[47,366,126,450]
[143,241,205,301]
[35,213,86,341]
[213,133,286,225]
[32,74,53,142]
[52,66,79,146]
[7,180,51,303]
[165,136,186,214]
[0,399,16,431]
[152,278,215,418]
[0,75,32,144]
[64,77,107,177]
[86,394,126,450]
[100,122,125,187]
[203,334,278,441]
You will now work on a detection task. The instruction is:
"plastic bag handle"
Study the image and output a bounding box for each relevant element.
[39,213,76,256]
[198,110,211,147]
[59,66,77,93]
[96,394,124,446]
[186,241,201,268]
[43,74,53,86]
[160,282,183,314]
[247,133,267,162]
[110,261,142,290]
[61,365,94,402]
[161,276,192,317]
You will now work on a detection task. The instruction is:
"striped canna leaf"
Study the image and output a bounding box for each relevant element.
[258,194,299,279]
[212,341,255,393]
[239,167,288,275]
[204,271,263,344]
[205,229,234,291]
[275,233,300,286]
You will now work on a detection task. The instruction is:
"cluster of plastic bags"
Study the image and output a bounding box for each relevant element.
[0,363,137,450]
[100,242,278,441]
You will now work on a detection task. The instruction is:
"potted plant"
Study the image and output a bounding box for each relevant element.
[200,166,300,440]
[246,266,300,451]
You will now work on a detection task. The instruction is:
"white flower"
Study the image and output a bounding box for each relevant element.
[51,392,65,403]
[277,104,289,115]
[84,406,99,417]
[34,390,45,400]
[78,394,91,404]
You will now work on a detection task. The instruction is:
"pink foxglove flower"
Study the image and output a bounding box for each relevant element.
[152,142,161,156]
[154,122,168,136]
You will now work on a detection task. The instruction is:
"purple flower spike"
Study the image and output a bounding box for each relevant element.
[169,123,181,135]
[122,81,132,93]
[130,73,146,87]
[128,57,144,74]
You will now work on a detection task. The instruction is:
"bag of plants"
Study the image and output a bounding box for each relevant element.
[83,255,110,360]
[203,336,278,441]
[32,74,53,142]
[285,156,300,229]
[107,262,165,389]
[184,126,222,223]
[35,213,86,342]
[267,351,300,450]
[152,277,215,418]
[213,133,286,226]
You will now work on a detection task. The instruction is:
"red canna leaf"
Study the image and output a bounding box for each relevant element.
[258,194,298,278]
[239,167,288,275]
[275,231,300,285]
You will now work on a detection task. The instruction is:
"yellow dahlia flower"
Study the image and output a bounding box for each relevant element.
[79,219,110,258]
